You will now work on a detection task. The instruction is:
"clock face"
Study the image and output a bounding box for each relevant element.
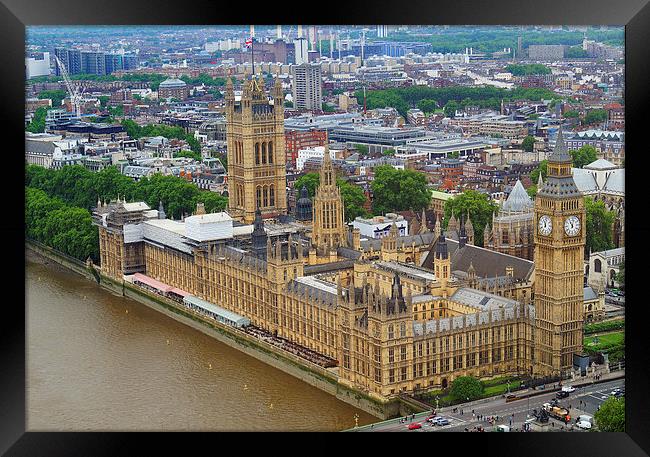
[564,215,581,236]
[538,215,552,236]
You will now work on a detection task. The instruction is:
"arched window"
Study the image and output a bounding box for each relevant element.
[261,142,267,164]
[263,185,268,207]
[269,185,275,207]
[268,142,273,163]
[256,186,262,208]
[255,143,260,165]
[594,258,602,273]
[400,322,406,338]
[388,324,394,339]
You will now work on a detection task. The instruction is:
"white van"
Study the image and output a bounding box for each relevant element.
[577,414,593,425]
[496,425,510,432]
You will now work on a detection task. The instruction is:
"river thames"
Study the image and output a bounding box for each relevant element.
[26,250,377,431]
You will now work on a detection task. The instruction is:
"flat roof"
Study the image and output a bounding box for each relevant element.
[133,273,173,293]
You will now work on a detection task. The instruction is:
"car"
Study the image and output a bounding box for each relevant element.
[433,417,451,426]
[610,388,622,396]
[425,414,437,423]
[576,420,592,430]
[556,391,570,399]
[561,385,576,393]
[408,422,422,430]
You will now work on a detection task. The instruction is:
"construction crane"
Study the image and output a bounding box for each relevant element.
[54,55,84,118]
[283,25,295,42]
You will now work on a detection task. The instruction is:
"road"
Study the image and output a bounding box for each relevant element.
[352,378,624,432]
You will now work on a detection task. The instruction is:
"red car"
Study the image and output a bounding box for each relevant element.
[408,422,422,430]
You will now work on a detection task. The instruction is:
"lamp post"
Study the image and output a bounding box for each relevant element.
[436,395,440,412]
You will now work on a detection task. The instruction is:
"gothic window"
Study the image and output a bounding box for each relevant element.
[400,346,407,361]
[269,185,275,207]
[268,141,273,163]
[263,186,268,207]
[261,142,267,164]
[400,322,406,337]
[388,348,394,363]
[388,324,394,339]
[255,143,260,165]
[256,186,262,208]
[594,258,602,273]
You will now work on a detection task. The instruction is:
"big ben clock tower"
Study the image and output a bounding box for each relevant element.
[533,127,586,377]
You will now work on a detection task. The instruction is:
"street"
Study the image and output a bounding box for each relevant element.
[352,378,624,432]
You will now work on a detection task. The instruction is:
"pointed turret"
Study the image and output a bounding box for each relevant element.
[418,208,429,234]
[537,172,544,187]
[158,201,166,219]
[434,213,441,240]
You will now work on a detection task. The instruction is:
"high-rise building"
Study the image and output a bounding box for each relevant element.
[54,47,137,76]
[26,52,51,79]
[533,127,586,377]
[293,37,309,65]
[377,25,389,38]
[291,63,322,111]
[225,77,287,224]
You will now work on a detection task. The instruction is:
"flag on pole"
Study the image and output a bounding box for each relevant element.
[245,37,253,48]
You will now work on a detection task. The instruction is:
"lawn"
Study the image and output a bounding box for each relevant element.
[584,331,624,350]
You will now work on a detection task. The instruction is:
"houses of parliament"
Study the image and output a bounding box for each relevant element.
[93,77,586,401]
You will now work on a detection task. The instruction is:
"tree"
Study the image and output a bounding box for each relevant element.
[526,184,537,199]
[417,99,438,114]
[284,101,293,108]
[522,136,535,152]
[185,134,202,155]
[585,197,616,254]
[443,190,499,247]
[371,165,431,215]
[352,144,369,155]
[563,110,580,118]
[26,107,50,133]
[570,145,598,168]
[293,172,368,222]
[583,109,608,126]
[98,96,109,108]
[382,149,396,156]
[505,64,551,76]
[447,151,460,159]
[615,262,625,289]
[450,376,483,401]
[37,89,67,107]
[294,172,321,199]
[594,397,624,431]
[338,180,370,222]
[443,100,460,118]
[174,150,201,162]
[530,160,548,184]
[566,46,589,58]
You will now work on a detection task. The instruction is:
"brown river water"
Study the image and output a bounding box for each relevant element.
[26,250,377,431]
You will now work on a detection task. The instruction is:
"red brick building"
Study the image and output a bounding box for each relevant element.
[284,129,328,168]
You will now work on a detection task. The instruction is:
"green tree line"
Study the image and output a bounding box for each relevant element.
[356,86,557,118]
[26,164,228,221]
[505,64,551,76]
[26,187,99,262]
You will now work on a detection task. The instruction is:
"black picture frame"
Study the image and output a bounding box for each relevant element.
[5,0,649,454]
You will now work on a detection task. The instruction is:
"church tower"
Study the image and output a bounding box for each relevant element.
[311,145,346,254]
[533,127,586,377]
[226,76,287,224]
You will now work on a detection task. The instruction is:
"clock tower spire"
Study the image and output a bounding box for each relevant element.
[533,126,586,377]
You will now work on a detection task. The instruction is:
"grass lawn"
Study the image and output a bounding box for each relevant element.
[584,331,624,350]
[483,380,522,397]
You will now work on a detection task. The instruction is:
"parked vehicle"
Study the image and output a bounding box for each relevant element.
[576,420,592,430]
[425,414,437,423]
[577,414,593,425]
[556,391,570,399]
[496,425,510,432]
[408,422,422,430]
[561,385,576,393]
